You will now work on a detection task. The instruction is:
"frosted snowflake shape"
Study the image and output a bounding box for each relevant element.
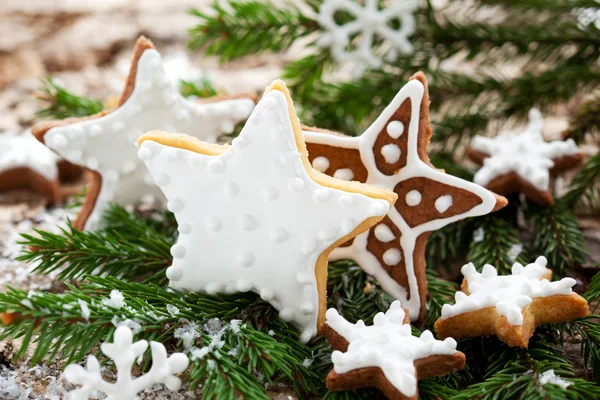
[63,326,189,400]
[317,0,419,76]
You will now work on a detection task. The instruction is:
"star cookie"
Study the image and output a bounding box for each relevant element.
[137,80,397,342]
[467,108,583,206]
[0,130,61,203]
[303,72,507,321]
[434,256,588,348]
[31,36,255,231]
[323,301,465,400]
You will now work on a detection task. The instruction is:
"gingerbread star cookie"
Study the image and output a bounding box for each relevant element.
[303,72,507,321]
[31,36,255,231]
[0,130,62,203]
[434,256,588,348]
[467,108,583,206]
[137,80,397,342]
[323,301,465,400]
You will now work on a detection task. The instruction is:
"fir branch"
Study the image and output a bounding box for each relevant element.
[35,77,105,120]
[527,203,587,273]
[584,270,600,305]
[426,220,473,272]
[180,77,218,98]
[561,317,600,382]
[561,150,600,209]
[479,0,600,9]
[424,270,458,329]
[564,95,600,143]
[187,1,319,62]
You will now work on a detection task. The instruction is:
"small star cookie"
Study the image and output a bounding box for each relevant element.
[467,109,583,206]
[434,256,588,348]
[137,80,397,342]
[0,130,61,203]
[303,72,507,321]
[31,36,255,230]
[323,301,465,400]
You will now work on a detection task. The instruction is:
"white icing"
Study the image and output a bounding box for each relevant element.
[303,79,499,321]
[383,248,402,266]
[317,0,419,76]
[312,156,330,172]
[440,256,576,325]
[381,144,401,164]
[386,121,404,139]
[405,190,421,206]
[471,108,580,191]
[139,89,391,342]
[0,131,59,180]
[326,301,458,397]
[374,224,395,243]
[333,168,354,181]
[434,195,453,213]
[44,48,254,231]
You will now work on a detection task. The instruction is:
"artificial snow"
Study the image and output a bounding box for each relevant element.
[174,320,200,350]
[107,290,125,309]
[508,243,524,261]
[539,369,572,389]
[473,227,484,243]
[78,299,91,321]
[167,304,180,316]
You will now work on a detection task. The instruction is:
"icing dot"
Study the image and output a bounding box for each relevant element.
[48,133,67,149]
[220,121,235,134]
[232,136,249,149]
[271,227,290,243]
[263,186,279,201]
[69,126,84,138]
[154,173,169,186]
[287,177,305,192]
[301,303,314,315]
[374,224,395,243]
[381,144,401,164]
[205,283,220,295]
[260,288,275,301]
[236,279,252,292]
[263,96,278,109]
[112,121,125,133]
[318,227,337,241]
[122,161,137,174]
[238,252,255,268]
[371,200,389,216]
[435,195,453,213]
[208,159,226,174]
[138,147,152,161]
[311,156,330,172]
[405,190,422,206]
[279,308,295,321]
[224,182,239,197]
[333,168,354,181]
[166,267,182,281]
[170,244,186,259]
[386,121,404,138]
[301,239,317,255]
[206,216,222,232]
[240,214,257,231]
[339,195,355,208]
[167,199,184,212]
[89,125,103,137]
[179,224,191,234]
[382,248,402,266]
[341,218,355,234]
[312,188,330,203]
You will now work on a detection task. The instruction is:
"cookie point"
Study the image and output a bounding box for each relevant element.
[535,256,548,267]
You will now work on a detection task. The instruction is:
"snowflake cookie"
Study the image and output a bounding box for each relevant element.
[31,36,255,231]
[63,326,189,400]
[303,72,507,322]
[323,301,465,400]
[317,0,419,76]
[434,256,589,348]
[467,108,583,206]
[137,80,397,342]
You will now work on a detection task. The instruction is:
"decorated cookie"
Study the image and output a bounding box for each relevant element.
[137,80,397,342]
[303,73,507,321]
[31,36,255,231]
[323,301,465,400]
[434,256,588,348]
[467,109,583,206]
[0,130,61,203]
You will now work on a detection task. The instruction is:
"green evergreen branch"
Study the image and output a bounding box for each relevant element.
[35,77,105,120]
[584,270,600,305]
[424,270,458,329]
[187,1,319,62]
[479,0,600,9]
[561,150,600,209]
[564,95,600,143]
[562,317,600,383]
[527,203,587,274]
[180,77,218,98]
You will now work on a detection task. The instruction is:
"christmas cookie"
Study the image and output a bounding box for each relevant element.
[434,256,588,348]
[467,108,583,206]
[303,72,507,321]
[31,36,255,231]
[0,130,61,203]
[323,301,465,400]
[137,80,397,342]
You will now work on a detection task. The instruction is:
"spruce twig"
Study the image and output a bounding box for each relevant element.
[35,77,105,120]
[561,150,600,209]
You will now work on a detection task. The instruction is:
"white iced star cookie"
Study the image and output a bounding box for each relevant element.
[467,109,583,206]
[0,130,62,203]
[137,80,397,342]
[434,256,588,348]
[322,301,465,400]
[32,37,255,231]
[303,72,507,322]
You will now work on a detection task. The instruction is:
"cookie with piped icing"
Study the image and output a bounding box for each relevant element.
[467,108,583,206]
[31,36,256,231]
[323,301,465,400]
[303,72,507,322]
[434,256,588,348]
[136,80,397,342]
